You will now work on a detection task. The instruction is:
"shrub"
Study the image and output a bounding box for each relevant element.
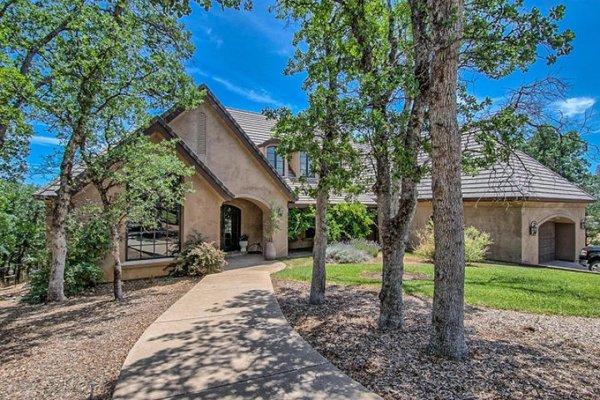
[327,203,375,241]
[464,226,493,263]
[414,222,435,261]
[349,238,380,258]
[414,222,492,263]
[25,208,110,303]
[288,207,315,240]
[173,240,227,276]
[25,262,104,303]
[326,242,370,264]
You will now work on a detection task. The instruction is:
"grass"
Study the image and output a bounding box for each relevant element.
[275,256,600,317]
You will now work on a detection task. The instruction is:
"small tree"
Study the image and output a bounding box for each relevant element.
[82,136,193,301]
[35,0,203,302]
[270,0,363,304]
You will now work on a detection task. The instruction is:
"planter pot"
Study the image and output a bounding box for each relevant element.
[264,242,276,260]
[239,240,248,254]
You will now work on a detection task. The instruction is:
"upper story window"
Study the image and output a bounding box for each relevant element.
[299,152,315,178]
[126,205,181,261]
[266,146,285,175]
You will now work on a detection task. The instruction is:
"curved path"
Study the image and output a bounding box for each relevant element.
[113,258,380,399]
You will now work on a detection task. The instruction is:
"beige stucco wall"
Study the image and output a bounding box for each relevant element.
[66,131,228,282]
[409,199,587,265]
[408,200,523,263]
[170,103,290,257]
[520,201,586,265]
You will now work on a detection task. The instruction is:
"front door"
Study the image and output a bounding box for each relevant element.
[220,205,241,251]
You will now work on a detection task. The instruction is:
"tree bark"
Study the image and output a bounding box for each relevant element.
[110,222,124,301]
[309,188,328,305]
[46,133,81,302]
[375,142,408,330]
[427,0,467,360]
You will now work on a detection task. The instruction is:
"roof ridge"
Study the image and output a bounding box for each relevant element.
[225,107,266,116]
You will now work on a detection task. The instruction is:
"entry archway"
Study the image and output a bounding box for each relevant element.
[538,216,576,263]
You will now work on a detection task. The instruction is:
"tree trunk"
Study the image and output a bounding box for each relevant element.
[427,0,467,360]
[110,223,124,301]
[47,125,86,302]
[375,149,406,330]
[47,189,70,302]
[310,188,328,305]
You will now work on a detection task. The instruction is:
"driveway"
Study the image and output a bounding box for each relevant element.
[112,259,379,399]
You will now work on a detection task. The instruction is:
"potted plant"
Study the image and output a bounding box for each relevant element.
[264,202,283,260]
[239,234,249,254]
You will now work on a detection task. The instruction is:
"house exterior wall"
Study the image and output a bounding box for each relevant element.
[169,103,290,257]
[408,199,586,264]
[67,137,228,282]
[408,201,523,263]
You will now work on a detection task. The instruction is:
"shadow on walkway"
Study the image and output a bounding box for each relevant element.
[112,263,379,399]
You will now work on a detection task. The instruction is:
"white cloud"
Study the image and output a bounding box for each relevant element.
[211,76,287,107]
[202,27,223,48]
[553,97,596,117]
[31,135,61,146]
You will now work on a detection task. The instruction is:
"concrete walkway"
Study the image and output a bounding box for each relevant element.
[113,259,380,400]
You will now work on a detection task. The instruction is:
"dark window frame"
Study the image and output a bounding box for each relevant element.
[125,205,182,261]
[299,152,314,178]
[266,146,285,176]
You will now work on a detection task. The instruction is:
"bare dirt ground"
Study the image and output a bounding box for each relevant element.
[274,280,600,400]
[0,277,198,400]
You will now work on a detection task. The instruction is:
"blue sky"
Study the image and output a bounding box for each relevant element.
[27,0,600,185]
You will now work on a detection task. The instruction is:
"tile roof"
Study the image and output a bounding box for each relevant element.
[226,108,276,146]
[225,109,595,204]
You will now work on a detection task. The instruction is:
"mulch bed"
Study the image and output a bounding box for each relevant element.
[0,277,198,400]
[273,279,600,400]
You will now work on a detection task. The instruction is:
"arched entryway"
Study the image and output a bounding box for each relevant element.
[538,216,576,263]
[220,204,241,251]
[220,198,265,253]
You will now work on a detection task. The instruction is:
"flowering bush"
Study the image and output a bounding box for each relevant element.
[172,240,226,276]
[414,222,492,264]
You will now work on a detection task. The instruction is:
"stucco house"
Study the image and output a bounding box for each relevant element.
[37,86,595,281]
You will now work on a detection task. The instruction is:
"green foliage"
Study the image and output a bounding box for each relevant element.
[288,203,375,242]
[464,226,493,263]
[173,239,226,277]
[288,207,315,240]
[0,181,46,279]
[415,222,492,264]
[0,0,256,178]
[25,209,109,303]
[327,203,375,242]
[26,262,104,304]
[521,127,590,184]
[265,202,284,242]
[85,136,194,232]
[65,206,111,267]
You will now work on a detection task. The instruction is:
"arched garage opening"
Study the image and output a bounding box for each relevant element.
[538,216,576,263]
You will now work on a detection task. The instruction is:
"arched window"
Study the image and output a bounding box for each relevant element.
[267,146,285,175]
[299,152,314,178]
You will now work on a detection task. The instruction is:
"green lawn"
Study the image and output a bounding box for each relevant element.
[275,256,600,317]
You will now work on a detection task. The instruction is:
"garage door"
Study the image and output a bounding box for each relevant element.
[538,221,555,263]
